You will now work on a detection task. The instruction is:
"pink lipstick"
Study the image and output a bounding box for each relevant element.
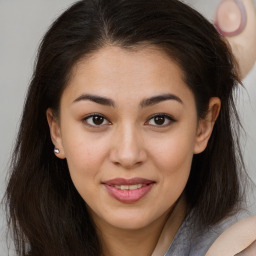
[102,178,155,203]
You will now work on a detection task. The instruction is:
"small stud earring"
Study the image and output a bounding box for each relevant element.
[54,148,60,154]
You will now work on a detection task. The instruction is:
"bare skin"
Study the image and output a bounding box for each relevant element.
[98,196,187,256]
[47,45,220,256]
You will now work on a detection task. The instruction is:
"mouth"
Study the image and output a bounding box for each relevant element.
[110,184,147,190]
[102,178,155,203]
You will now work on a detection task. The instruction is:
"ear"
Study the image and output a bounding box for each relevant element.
[46,108,66,159]
[194,97,221,154]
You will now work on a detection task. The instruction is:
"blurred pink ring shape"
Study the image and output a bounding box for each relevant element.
[215,0,247,37]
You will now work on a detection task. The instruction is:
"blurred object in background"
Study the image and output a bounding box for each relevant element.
[183,0,256,78]
[215,0,256,78]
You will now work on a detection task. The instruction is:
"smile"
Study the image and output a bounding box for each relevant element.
[103,178,155,203]
[112,184,146,190]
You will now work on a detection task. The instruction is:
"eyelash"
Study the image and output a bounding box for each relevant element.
[82,113,175,128]
[82,113,111,128]
[145,113,176,127]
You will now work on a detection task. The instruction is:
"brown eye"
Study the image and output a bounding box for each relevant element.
[92,115,105,125]
[83,114,110,127]
[147,114,174,127]
[154,116,166,125]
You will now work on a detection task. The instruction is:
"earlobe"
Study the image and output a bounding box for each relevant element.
[194,97,221,154]
[46,108,66,159]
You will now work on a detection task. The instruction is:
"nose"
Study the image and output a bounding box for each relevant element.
[109,124,147,169]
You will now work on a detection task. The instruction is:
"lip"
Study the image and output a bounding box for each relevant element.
[103,177,154,186]
[102,177,155,203]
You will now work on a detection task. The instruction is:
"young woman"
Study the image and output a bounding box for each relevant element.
[5,0,255,255]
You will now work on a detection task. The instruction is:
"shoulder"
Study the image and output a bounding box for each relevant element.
[189,211,244,255]
[205,215,256,256]
[237,240,256,256]
[165,207,255,256]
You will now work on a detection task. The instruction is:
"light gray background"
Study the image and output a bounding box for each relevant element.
[0,1,255,255]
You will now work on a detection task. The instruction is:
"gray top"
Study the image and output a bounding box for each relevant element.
[164,209,253,256]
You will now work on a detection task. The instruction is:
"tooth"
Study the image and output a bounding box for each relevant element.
[129,184,138,190]
[113,184,145,190]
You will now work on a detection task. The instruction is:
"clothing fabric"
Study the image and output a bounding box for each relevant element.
[164,208,254,256]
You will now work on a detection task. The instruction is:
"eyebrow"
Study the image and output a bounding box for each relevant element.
[73,94,115,107]
[140,93,183,108]
[72,93,183,107]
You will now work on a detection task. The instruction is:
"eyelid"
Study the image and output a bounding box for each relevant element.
[81,112,175,128]
[145,113,176,127]
[82,113,111,128]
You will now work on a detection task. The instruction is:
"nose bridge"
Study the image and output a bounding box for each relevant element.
[110,122,146,168]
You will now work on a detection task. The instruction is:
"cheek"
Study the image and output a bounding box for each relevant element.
[150,127,197,173]
[159,141,193,190]
[65,142,105,175]
[154,135,195,204]
[61,126,110,186]
[147,126,197,201]
[63,138,106,201]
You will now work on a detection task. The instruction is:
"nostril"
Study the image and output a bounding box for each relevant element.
[110,150,146,169]
[114,159,143,169]
[109,130,147,168]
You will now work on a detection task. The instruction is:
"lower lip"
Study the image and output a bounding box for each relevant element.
[104,184,154,203]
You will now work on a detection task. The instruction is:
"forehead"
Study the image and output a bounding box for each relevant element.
[62,45,194,106]
[72,45,184,82]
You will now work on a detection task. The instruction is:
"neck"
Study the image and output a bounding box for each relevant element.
[97,197,187,256]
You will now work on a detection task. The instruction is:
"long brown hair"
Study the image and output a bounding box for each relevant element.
[5,0,244,255]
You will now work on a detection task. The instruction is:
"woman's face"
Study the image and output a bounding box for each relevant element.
[48,46,216,231]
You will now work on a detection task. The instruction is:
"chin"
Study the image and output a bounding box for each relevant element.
[100,208,166,231]
[109,217,153,231]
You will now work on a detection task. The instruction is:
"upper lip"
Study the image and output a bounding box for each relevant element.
[102,177,155,186]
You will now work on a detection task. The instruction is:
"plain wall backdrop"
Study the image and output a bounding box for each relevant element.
[0,0,255,255]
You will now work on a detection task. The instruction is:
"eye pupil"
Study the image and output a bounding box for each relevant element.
[154,116,165,125]
[93,115,104,125]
